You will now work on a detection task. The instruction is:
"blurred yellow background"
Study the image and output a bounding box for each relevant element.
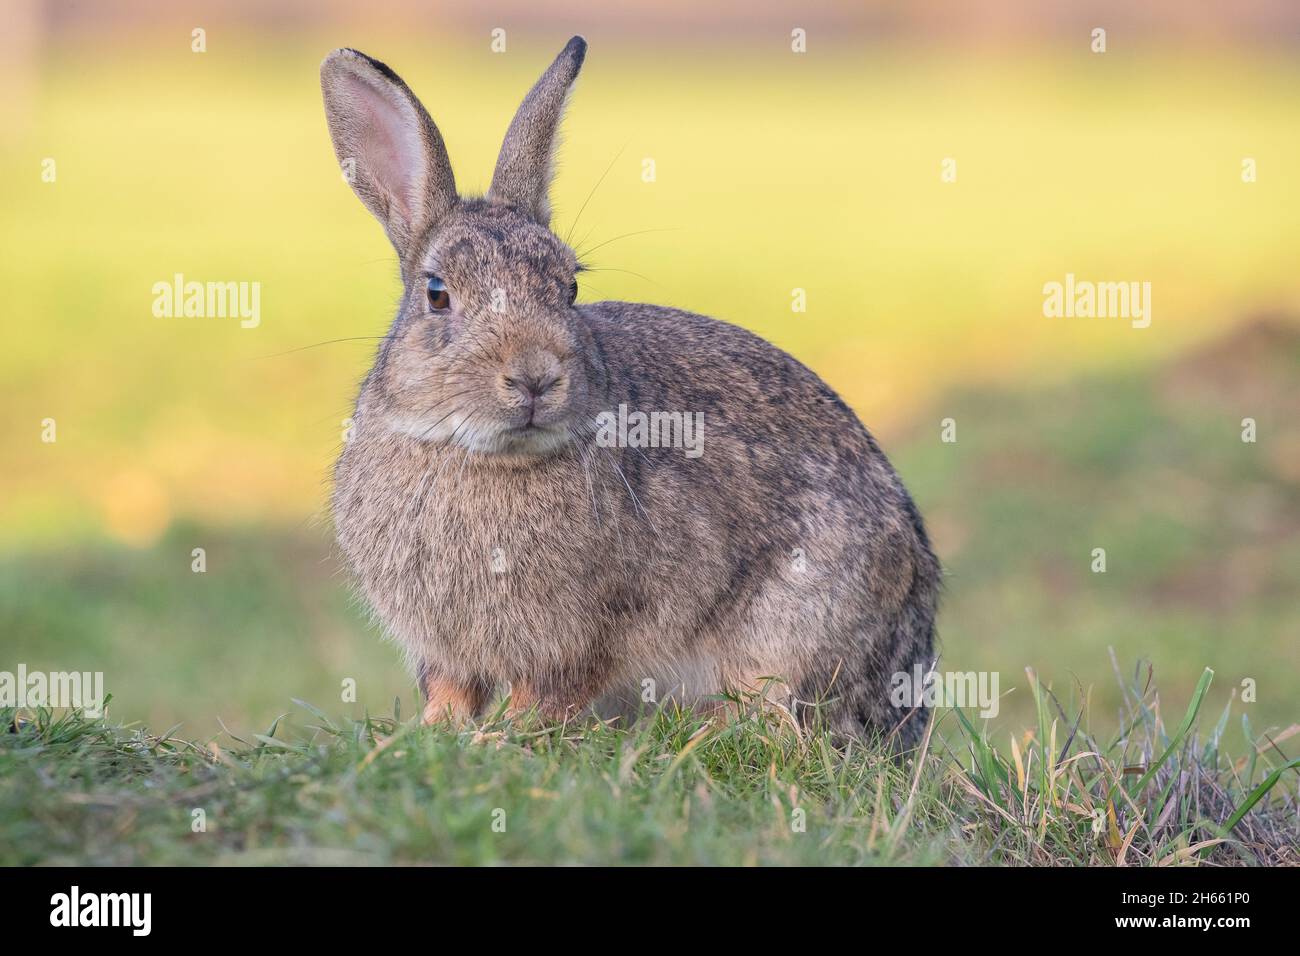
[2,0,1298,740]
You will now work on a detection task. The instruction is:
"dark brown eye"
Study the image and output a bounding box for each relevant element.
[426,276,451,311]
[569,279,578,305]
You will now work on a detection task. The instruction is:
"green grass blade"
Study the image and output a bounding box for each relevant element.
[1109,667,1213,803]
[1219,758,1300,835]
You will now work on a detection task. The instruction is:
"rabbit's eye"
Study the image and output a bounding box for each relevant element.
[568,279,578,305]
[426,276,451,312]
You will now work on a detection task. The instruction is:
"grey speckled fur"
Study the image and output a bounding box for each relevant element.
[321,37,941,749]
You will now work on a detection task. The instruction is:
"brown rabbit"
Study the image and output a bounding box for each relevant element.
[322,37,941,748]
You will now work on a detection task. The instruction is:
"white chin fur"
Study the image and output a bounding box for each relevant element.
[385,412,570,456]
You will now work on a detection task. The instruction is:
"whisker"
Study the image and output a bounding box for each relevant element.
[581,265,662,288]
[563,142,627,246]
[576,280,613,300]
[414,389,483,443]
[604,449,660,539]
[251,336,386,360]
[571,426,601,525]
[576,227,679,261]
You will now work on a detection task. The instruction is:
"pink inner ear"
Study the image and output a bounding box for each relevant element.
[347,72,425,224]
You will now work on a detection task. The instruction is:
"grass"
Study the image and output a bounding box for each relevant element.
[3,663,1296,866]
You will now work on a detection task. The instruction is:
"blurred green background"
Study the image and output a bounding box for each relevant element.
[2,1,1298,741]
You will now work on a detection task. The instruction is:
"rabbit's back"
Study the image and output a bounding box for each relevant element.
[583,302,940,741]
[584,300,929,560]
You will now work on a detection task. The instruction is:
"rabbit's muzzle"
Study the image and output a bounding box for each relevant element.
[500,371,563,426]
[497,346,566,422]
[446,335,576,456]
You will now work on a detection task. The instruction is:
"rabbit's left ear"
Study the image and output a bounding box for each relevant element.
[489,36,587,226]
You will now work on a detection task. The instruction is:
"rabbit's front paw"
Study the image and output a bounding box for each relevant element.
[420,675,489,726]
[505,683,589,724]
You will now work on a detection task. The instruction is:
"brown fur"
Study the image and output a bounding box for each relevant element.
[421,673,490,725]
[321,37,941,750]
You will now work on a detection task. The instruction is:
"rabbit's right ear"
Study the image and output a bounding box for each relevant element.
[321,49,457,265]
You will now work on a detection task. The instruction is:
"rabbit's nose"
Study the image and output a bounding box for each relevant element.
[504,374,558,404]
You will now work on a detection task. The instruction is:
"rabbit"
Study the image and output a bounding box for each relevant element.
[321,36,941,749]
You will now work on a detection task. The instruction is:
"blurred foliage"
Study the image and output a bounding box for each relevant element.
[908,319,1300,735]
[3,35,1299,541]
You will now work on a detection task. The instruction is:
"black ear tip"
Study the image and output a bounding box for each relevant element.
[324,47,402,85]
[564,35,588,66]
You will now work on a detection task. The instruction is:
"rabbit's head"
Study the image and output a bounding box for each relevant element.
[321,38,598,456]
